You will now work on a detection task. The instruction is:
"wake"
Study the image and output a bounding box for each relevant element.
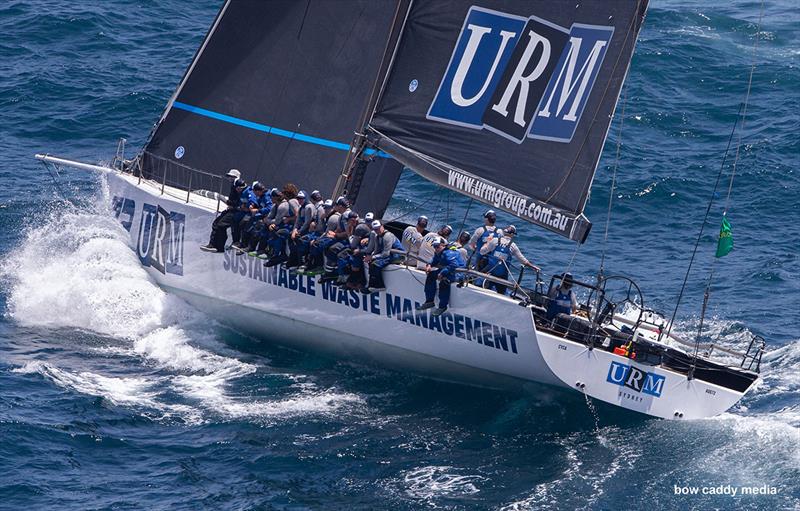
[1,189,362,424]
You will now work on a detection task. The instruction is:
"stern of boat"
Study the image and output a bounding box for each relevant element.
[537,334,758,419]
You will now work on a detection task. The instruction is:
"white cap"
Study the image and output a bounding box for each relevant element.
[323,199,333,208]
[365,212,375,222]
[297,190,306,199]
[371,220,382,230]
[226,168,241,179]
[431,236,446,247]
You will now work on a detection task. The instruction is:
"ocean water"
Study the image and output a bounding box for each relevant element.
[0,1,798,509]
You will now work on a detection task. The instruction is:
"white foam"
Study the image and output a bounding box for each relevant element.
[401,465,487,501]
[2,194,362,424]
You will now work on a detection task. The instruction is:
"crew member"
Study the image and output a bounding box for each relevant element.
[467,210,500,269]
[547,273,578,320]
[287,190,315,268]
[322,209,359,282]
[416,237,465,316]
[307,197,346,274]
[453,230,471,263]
[401,216,428,265]
[246,188,280,257]
[202,169,246,252]
[479,224,539,295]
[416,225,452,270]
[337,212,372,288]
[265,183,299,266]
[363,220,402,293]
[234,181,269,251]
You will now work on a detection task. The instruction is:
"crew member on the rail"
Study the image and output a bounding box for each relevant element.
[335,212,372,287]
[401,215,428,264]
[246,187,280,258]
[416,225,452,270]
[546,272,578,320]
[467,210,500,269]
[308,197,346,274]
[453,230,471,264]
[286,190,315,268]
[234,181,269,251]
[202,168,246,253]
[322,209,359,282]
[265,183,299,267]
[478,225,539,295]
[416,237,465,317]
[363,220,402,293]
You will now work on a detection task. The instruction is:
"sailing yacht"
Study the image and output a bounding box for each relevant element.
[37,0,765,419]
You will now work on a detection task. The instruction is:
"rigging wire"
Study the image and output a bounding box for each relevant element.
[663,102,742,345]
[688,0,765,376]
[457,198,475,237]
[40,160,73,205]
[598,83,629,279]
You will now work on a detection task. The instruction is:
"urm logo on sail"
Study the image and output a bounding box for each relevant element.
[136,203,186,276]
[427,6,613,144]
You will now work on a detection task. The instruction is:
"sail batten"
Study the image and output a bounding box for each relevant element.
[367,0,649,241]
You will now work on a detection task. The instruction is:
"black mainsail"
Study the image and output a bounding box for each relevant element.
[366,0,649,242]
[139,0,404,216]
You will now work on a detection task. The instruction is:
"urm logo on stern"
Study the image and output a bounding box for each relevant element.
[606,361,666,398]
[427,6,613,144]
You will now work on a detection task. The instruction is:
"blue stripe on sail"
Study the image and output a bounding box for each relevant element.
[171,101,389,157]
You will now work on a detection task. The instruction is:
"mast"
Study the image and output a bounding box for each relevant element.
[333,0,411,202]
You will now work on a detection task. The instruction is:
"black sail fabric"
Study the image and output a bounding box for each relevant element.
[140,0,403,216]
[368,0,649,242]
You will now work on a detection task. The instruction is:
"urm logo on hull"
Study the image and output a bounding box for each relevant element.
[137,203,185,276]
[427,6,613,144]
[606,361,666,398]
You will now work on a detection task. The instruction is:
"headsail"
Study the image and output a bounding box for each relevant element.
[367,0,649,242]
[139,0,403,216]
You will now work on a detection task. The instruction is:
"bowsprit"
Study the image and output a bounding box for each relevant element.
[427,5,613,144]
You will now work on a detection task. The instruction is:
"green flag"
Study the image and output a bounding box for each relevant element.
[716,216,733,258]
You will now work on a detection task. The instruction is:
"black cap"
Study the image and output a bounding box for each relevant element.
[252,182,266,192]
[234,178,247,188]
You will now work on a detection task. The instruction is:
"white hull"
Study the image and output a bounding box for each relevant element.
[102,169,754,419]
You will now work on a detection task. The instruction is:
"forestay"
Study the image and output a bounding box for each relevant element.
[139,0,403,216]
[367,0,649,241]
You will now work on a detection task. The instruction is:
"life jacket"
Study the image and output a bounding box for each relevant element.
[376,232,402,255]
[486,237,512,276]
[476,225,498,253]
[297,200,309,225]
[553,288,573,316]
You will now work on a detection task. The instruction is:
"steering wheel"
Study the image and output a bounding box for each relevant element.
[589,275,646,330]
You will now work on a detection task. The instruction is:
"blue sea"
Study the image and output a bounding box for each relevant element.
[1,1,798,509]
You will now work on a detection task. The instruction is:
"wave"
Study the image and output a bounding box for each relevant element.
[1,186,363,424]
